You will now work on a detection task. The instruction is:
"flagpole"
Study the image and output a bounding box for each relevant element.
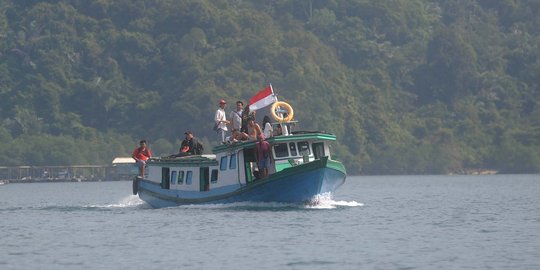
[270,83,289,136]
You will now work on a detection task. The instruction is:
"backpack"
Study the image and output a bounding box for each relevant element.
[195,142,204,154]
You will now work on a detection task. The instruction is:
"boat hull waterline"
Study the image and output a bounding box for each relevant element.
[136,158,345,208]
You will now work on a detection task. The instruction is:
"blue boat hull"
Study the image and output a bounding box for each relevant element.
[136,158,346,208]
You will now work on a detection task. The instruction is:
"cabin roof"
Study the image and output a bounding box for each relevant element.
[112,157,135,164]
[147,154,218,166]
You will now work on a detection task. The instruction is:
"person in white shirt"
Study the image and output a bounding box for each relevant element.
[214,99,230,142]
[229,100,244,131]
[262,115,273,139]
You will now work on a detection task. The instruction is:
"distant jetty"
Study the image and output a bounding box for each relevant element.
[448,168,499,175]
[0,158,137,184]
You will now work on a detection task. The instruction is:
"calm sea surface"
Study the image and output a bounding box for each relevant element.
[1,174,539,270]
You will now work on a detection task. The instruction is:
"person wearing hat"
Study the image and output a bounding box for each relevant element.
[214,99,230,142]
[178,131,203,156]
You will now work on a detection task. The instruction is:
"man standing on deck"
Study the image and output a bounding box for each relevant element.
[230,100,244,131]
[215,99,230,143]
[255,135,271,179]
[132,140,152,178]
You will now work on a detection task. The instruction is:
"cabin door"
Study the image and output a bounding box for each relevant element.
[161,167,170,189]
[242,148,256,183]
[244,162,253,183]
[312,143,325,160]
[199,167,209,191]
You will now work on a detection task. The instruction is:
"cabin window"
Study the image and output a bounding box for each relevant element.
[170,171,177,185]
[298,141,311,156]
[274,143,289,158]
[289,143,298,156]
[186,171,193,185]
[220,156,228,171]
[211,169,218,183]
[229,154,237,169]
[178,171,184,184]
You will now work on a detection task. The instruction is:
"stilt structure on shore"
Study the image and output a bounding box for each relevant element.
[0,164,121,183]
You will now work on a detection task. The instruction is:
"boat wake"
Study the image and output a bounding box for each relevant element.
[26,196,147,212]
[87,195,146,209]
[83,194,361,210]
[166,193,362,211]
[306,193,363,209]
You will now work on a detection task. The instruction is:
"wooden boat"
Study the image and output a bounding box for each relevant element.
[133,130,346,208]
[132,97,346,208]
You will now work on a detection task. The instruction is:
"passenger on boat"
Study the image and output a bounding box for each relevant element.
[240,105,250,133]
[262,115,273,139]
[247,117,263,141]
[132,140,152,178]
[275,124,283,136]
[226,129,249,143]
[255,135,271,179]
[179,131,204,155]
[230,100,244,131]
[214,99,230,143]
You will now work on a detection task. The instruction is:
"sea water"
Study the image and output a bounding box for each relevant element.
[1,175,539,270]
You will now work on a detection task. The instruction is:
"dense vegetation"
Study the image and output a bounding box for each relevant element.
[1,0,539,175]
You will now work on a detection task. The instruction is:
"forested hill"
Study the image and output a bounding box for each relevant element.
[1,0,539,175]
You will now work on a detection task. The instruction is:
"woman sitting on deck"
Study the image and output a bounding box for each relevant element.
[227,129,249,143]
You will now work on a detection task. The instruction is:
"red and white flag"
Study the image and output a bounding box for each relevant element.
[249,85,277,111]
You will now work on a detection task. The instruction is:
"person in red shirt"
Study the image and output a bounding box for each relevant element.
[255,135,271,179]
[132,140,152,178]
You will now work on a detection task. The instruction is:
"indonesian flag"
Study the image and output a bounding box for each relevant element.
[249,85,278,111]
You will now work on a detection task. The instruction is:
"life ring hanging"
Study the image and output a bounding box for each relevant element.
[271,101,294,122]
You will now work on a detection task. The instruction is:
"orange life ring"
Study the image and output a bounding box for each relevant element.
[270,101,294,122]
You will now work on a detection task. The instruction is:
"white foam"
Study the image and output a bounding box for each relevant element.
[176,201,296,209]
[111,195,145,207]
[94,195,361,210]
[331,200,363,207]
[306,193,363,209]
[90,195,145,208]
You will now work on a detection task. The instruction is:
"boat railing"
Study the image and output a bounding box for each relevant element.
[149,154,217,162]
